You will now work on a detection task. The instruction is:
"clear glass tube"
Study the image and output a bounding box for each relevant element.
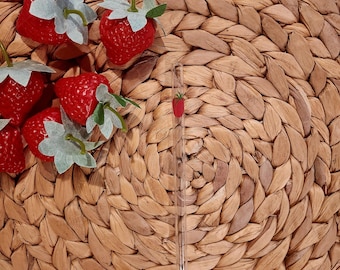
[172,63,187,270]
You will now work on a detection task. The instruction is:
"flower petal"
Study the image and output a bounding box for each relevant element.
[98,0,129,11]
[0,69,9,84]
[0,119,10,131]
[38,138,59,156]
[73,152,97,168]
[8,69,31,87]
[17,60,55,74]
[29,0,57,20]
[82,4,97,23]
[54,151,74,174]
[95,84,110,102]
[100,115,114,139]
[127,12,147,32]
[43,121,65,138]
[86,115,96,134]
[108,9,129,20]
[142,0,157,11]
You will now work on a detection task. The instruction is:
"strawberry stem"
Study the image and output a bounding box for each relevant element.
[128,0,138,12]
[63,8,88,26]
[0,41,13,67]
[104,104,127,132]
[65,134,86,154]
[176,92,184,99]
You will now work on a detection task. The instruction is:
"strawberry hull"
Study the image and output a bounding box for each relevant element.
[100,10,156,66]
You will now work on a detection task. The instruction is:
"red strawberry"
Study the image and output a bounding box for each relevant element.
[0,123,25,174]
[0,72,45,126]
[0,41,55,126]
[22,107,62,162]
[99,10,156,66]
[16,0,69,45]
[54,73,111,125]
[172,93,184,118]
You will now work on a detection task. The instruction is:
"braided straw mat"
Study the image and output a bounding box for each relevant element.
[1,0,340,269]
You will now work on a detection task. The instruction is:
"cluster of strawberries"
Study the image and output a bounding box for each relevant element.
[0,0,166,174]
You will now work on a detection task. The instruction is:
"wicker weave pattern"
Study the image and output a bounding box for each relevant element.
[0,0,340,269]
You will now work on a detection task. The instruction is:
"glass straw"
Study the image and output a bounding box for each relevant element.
[172,63,187,270]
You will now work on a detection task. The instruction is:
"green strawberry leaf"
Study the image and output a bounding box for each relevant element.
[124,97,141,108]
[146,4,166,18]
[110,93,140,108]
[93,102,105,125]
[111,94,126,107]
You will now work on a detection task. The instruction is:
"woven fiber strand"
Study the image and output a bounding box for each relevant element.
[0,0,340,269]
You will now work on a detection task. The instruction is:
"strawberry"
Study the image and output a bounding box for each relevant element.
[0,72,46,126]
[0,41,55,126]
[54,73,112,126]
[22,107,62,162]
[16,0,69,45]
[100,10,156,66]
[172,93,184,118]
[16,0,97,45]
[0,120,25,174]
[98,0,166,66]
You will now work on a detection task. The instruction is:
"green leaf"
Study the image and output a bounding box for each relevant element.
[146,4,166,18]
[124,97,140,108]
[110,94,140,108]
[111,94,126,107]
[93,103,105,125]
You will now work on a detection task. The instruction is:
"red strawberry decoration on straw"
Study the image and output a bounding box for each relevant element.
[172,93,184,118]
[22,107,62,162]
[0,41,55,126]
[98,0,166,65]
[54,72,112,126]
[0,119,25,174]
[16,0,97,45]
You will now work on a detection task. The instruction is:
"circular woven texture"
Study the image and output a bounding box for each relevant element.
[1,0,340,269]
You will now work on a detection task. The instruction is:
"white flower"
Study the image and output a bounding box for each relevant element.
[29,0,97,44]
[38,108,103,174]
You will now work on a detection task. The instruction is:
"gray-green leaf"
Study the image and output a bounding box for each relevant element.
[0,119,10,131]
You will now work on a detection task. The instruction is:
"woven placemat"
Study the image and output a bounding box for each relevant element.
[0,0,340,269]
